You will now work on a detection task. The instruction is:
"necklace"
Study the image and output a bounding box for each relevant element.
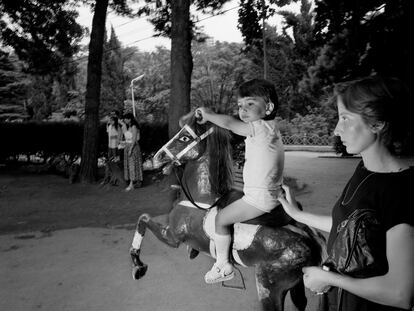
[341,172,376,205]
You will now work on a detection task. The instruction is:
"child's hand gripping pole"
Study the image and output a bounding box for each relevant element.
[195,108,203,123]
[195,107,209,124]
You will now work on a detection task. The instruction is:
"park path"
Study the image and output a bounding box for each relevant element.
[1,152,364,311]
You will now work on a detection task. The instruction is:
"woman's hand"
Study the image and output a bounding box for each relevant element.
[302,266,332,294]
[278,184,332,232]
[277,184,302,218]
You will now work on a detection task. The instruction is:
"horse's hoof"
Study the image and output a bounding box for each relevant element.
[132,264,148,280]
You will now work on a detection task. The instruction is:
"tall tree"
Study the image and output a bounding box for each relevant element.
[80,0,138,183]
[80,0,109,183]
[138,0,231,137]
[101,25,125,117]
[169,0,192,136]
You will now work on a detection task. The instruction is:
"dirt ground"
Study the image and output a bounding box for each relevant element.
[1,152,411,311]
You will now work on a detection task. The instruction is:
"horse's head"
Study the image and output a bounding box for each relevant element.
[152,111,213,170]
[153,110,234,197]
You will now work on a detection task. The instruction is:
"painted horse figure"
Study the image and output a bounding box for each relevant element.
[129,113,325,311]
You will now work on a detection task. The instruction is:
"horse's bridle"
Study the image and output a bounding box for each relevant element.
[156,124,214,166]
[154,124,218,210]
[173,166,220,211]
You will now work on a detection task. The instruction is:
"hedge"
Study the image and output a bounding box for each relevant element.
[0,121,168,162]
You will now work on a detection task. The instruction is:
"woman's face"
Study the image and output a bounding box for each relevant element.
[334,97,377,155]
[237,96,267,122]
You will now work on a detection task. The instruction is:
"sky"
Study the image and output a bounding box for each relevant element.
[76,0,300,52]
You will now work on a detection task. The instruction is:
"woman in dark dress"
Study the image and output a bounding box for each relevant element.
[278,75,414,311]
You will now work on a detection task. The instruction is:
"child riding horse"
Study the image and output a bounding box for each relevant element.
[129,114,325,311]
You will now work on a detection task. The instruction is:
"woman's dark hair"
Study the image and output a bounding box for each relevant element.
[122,113,139,129]
[334,75,413,154]
[238,78,279,120]
[111,110,121,118]
[109,116,119,129]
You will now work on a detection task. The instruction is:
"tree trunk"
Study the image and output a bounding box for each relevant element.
[169,0,193,138]
[79,0,109,183]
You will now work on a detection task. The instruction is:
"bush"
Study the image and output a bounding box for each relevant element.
[276,110,332,137]
[0,121,169,163]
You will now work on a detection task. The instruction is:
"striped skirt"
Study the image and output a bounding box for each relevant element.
[124,143,143,182]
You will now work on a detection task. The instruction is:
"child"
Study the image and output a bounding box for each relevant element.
[195,78,285,284]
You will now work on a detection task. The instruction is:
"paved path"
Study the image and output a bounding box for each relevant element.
[0,153,369,311]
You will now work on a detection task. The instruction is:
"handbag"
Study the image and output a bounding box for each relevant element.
[323,208,388,278]
[322,209,388,311]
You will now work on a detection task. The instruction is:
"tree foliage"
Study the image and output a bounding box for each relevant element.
[0,50,30,121]
[237,0,297,49]
[0,0,86,122]
[100,25,125,116]
[136,0,232,137]
[123,46,171,123]
[239,0,317,119]
[192,41,256,112]
[308,0,414,90]
[0,0,84,74]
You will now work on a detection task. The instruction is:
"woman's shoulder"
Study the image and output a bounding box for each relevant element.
[379,165,414,183]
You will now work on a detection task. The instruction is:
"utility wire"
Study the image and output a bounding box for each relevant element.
[6,5,240,71]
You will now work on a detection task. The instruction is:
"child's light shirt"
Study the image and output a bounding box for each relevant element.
[242,119,284,212]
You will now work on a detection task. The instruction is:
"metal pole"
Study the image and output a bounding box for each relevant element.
[131,84,135,117]
[130,74,145,118]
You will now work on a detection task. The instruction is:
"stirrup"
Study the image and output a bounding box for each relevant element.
[205,262,234,284]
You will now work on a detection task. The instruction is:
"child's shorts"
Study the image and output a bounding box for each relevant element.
[242,187,283,213]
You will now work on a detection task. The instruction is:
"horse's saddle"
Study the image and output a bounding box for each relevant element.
[216,189,294,227]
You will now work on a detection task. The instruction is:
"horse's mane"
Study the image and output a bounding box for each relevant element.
[188,116,234,196]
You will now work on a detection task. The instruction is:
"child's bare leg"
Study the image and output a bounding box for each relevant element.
[205,199,265,283]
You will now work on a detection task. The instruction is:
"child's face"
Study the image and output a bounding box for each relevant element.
[237,96,267,122]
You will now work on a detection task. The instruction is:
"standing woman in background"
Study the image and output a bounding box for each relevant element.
[278,75,414,311]
[106,115,122,161]
[120,113,143,191]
